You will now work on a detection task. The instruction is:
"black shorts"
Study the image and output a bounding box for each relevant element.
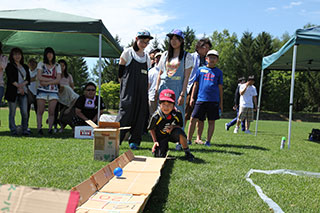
[191,101,220,121]
[154,128,187,157]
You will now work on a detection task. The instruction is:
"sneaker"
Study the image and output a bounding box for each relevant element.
[175,143,182,151]
[185,152,194,162]
[53,128,58,133]
[187,140,192,145]
[233,127,239,134]
[244,130,252,134]
[22,131,31,136]
[129,143,138,150]
[48,129,53,134]
[205,141,211,146]
[225,123,229,131]
[38,129,43,135]
[11,131,18,136]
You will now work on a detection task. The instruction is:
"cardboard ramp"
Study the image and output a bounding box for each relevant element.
[0,184,79,213]
[74,150,166,212]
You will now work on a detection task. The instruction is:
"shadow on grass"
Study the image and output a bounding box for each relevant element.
[213,143,269,151]
[0,128,75,139]
[144,159,175,213]
[167,147,243,156]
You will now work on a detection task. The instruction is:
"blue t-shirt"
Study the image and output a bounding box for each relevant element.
[194,66,223,102]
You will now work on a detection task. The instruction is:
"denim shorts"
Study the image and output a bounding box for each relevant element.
[36,91,59,101]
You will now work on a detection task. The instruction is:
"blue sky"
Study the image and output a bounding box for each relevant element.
[1,0,319,70]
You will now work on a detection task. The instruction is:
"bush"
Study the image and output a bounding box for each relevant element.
[100,81,120,110]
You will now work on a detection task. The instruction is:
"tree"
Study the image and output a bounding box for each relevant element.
[210,29,239,110]
[92,35,121,84]
[100,81,120,110]
[151,36,161,50]
[183,26,196,52]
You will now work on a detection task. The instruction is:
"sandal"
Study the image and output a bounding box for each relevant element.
[195,140,204,145]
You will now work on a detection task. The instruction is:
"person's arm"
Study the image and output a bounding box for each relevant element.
[150,129,159,153]
[219,84,223,113]
[177,66,192,106]
[190,81,199,107]
[92,109,104,123]
[253,96,258,110]
[240,82,249,96]
[118,57,127,82]
[75,108,89,121]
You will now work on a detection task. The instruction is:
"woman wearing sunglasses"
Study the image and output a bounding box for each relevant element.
[116,30,153,150]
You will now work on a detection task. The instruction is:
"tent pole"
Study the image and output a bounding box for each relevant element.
[255,69,264,136]
[98,34,102,122]
[288,44,298,149]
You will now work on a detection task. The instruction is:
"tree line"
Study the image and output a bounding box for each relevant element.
[92,24,320,113]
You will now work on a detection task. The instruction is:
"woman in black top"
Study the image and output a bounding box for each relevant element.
[5,48,30,135]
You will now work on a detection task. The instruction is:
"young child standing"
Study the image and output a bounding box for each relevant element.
[187,50,223,146]
[148,89,194,161]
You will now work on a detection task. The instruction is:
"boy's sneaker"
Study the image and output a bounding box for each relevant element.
[244,130,252,134]
[175,143,182,151]
[204,141,211,147]
[129,143,138,150]
[187,140,192,145]
[225,123,229,131]
[233,127,239,134]
[185,152,194,162]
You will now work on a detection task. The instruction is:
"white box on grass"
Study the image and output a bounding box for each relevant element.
[74,126,94,139]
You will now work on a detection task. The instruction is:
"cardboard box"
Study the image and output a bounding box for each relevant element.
[74,126,94,139]
[86,120,121,162]
[74,150,167,213]
[0,184,79,213]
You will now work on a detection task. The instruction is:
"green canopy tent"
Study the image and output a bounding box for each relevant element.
[255,26,320,148]
[0,8,122,118]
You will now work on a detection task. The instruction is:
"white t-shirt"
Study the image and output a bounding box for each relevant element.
[148,66,159,101]
[58,85,79,107]
[37,61,61,93]
[239,84,257,108]
[121,47,151,69]
[28,68,38,95]
[158,51,193,75]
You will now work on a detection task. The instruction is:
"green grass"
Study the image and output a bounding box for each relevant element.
[1,107,320,212]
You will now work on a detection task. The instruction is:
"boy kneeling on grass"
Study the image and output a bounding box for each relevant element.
[148,89,195,162]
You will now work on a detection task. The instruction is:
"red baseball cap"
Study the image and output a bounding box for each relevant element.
[159,89,176,103]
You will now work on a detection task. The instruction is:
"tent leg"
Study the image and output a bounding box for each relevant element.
[98,34,102,122]
[288,45,298,149]
[255,69,264,136]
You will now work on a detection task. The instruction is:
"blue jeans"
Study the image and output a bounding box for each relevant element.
[8,94,28,133]
[226,108,245,131]
[0,86,4,105]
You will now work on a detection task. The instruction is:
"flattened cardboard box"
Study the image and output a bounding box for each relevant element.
[75,150,167,212]
[0,184,79,213]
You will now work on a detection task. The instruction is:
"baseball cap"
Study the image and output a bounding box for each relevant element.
[155,52,162,58]
[206,49,219,57]
[136,30,153,39]
[248,75,255,81]
[238,76,245,82]
[167,29,184,39]
[159,89,176,103]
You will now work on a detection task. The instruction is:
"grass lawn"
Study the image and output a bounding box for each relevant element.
[0,107,320,212]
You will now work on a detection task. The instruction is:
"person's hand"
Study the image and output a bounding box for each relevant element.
[152,142,159,153]
[165,125,174,133]
[233,105,237,111]
[177,95,184,106]
[18,87,24,95]
[190,98,195,107]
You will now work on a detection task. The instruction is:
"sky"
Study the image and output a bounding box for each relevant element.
[1,0,319,70]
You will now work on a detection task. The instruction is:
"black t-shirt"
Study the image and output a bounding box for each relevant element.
[75,95,105,120]
[147,108,183,141]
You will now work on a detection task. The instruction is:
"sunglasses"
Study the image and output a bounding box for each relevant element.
[86,89,96,91]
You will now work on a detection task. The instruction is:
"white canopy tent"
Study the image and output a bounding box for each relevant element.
[255,26,320,148]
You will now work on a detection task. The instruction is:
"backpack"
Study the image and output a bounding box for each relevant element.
[309,128,320,142]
